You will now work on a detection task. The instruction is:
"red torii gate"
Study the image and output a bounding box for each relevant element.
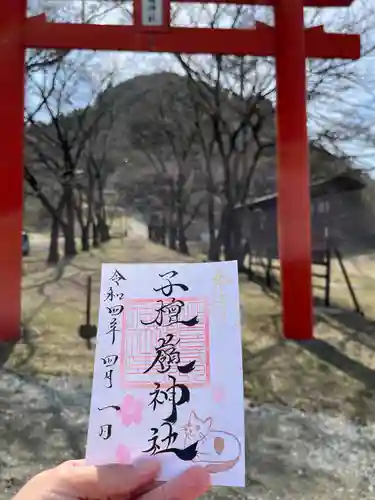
[1,0,359,343]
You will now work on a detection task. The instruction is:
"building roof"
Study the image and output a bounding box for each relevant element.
[235,172,366,211]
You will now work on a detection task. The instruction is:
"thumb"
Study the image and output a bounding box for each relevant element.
[57,458,160,498]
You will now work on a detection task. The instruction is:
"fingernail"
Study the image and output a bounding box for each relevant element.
[134,456,160,475]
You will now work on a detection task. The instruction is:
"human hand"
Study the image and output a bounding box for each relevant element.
[12,458,211,500]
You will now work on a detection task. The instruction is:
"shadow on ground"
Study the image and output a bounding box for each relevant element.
[245,268,375,375]
[300,339,375,389]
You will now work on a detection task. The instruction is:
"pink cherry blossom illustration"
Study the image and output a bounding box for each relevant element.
[120,394,144,427]
[116,444,132,464]
[213,385,225,403]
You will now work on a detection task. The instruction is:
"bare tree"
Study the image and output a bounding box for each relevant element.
[173,2,375,263]
[176,53,274,262]
[25,53,115,262]
[76,89,119,250]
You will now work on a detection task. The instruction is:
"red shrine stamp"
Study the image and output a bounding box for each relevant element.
[120,297,210,388]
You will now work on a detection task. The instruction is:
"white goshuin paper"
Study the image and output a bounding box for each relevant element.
[85,261,245,487]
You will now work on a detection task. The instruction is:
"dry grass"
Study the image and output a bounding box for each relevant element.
[6,233,375,422]
[241,256,375,422]
[12,232,194,377]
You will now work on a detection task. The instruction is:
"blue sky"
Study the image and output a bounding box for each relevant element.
[26,0,375,170]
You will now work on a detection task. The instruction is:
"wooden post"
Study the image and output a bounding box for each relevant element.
[247,242,253,281]
[334,247,363,315]
[324,245,331,307]
[0,0,26,341]
[266,256,273,288]
[275,0,313,340]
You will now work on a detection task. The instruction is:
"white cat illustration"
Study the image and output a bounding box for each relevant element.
[182,410,241,473]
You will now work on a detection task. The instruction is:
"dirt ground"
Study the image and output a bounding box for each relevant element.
[2,222,375,498]
[1,370,375,500]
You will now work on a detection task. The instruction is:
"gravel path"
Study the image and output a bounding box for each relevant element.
[1,369,375,499]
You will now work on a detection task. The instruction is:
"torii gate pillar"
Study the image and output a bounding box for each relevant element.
[275,0,313,340]
[0,1,25,342]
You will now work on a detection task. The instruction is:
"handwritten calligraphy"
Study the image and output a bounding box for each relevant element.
[143,270,199,461]
[97,269,127,441]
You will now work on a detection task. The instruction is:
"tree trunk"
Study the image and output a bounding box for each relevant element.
[168,224,177,251]
[223,206,236,261]
[176,180,189,255]
[81,225,90,251]
[75,188,90,252]
[92,222,100,248]
[178,226,189,255]
[167,182,177,251]
[233,213,245,270]
[64,232,76,257]
[207,191,219,261]
[98,216,111,243]
[96,180,110,242]
[64,186,77,257]
[85,166,95,250]
[25,167,67,232]
[161,214,167,246]
[47,216,60,264]
[47,193,66,264]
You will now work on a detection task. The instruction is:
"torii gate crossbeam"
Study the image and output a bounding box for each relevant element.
[0,0,359,342]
